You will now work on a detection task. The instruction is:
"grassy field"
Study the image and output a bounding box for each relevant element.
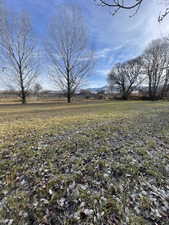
[0,101,169,225]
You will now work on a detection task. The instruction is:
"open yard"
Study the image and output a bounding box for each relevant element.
[0,101,169,225]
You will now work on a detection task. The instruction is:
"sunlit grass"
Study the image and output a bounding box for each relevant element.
[0,100,168,143]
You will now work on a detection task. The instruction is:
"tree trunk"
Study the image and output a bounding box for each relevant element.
[67,91,71,103]
[148,76,152,100]
[19,69,26,104]
[122,95,128,100]
[67,68,71,103]
[67,78,71,103]
[122,91,128,100]
[21,89,26,104]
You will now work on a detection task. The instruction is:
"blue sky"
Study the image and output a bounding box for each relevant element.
[2,0,169,89]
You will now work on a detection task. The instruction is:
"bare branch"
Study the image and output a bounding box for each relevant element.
[97,0,143,9]
[95,0,169,21]
[95,0,143,16]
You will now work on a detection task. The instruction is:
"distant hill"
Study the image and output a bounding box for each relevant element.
[87,86,108,93]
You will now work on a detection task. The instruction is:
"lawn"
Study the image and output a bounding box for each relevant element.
[0,101,169,225]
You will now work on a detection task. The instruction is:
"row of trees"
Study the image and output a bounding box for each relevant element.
[108,38,169,100]
[0,1,168,104]
[0,4,93,104]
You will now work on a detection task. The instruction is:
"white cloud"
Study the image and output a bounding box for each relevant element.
[87,79,107,88]
[93,48,112,59]
[96,69,110,76]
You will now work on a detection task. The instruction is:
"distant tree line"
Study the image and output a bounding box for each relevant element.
[108,38,169,100]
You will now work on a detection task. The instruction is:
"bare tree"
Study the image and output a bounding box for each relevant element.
[108,57,143,99]
[142,38,169,100]
[46,6,93,103]
[0,11,39,104]
[32,83,43,97]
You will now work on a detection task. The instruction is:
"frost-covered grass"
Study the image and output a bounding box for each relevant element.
[0,101,169,225]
